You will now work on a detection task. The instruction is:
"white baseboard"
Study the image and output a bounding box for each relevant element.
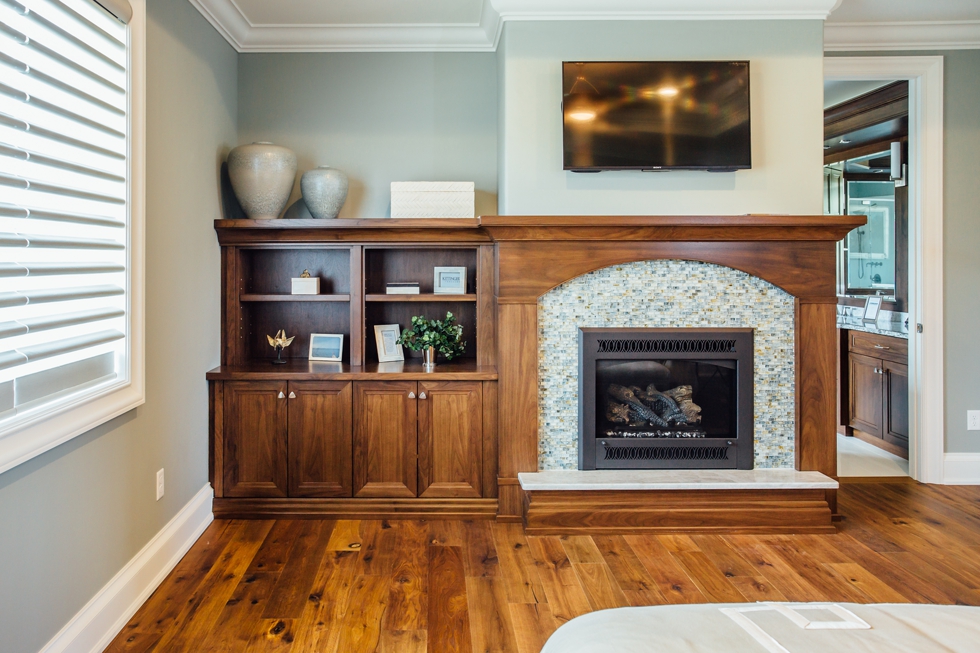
[39,484,214,653]
[944,453,980,485]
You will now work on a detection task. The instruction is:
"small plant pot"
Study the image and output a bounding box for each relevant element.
[422,346,436,371]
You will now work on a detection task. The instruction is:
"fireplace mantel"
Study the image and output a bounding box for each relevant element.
[482,214,865,523]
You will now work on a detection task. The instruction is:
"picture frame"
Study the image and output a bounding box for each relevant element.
[374,324,404,363]
[433,266,467,294]
[862,296,883,324]
[308,333,344,361]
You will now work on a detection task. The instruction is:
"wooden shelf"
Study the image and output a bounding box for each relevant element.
[206,359,497,381]
[215,218,481,230]
[365,294,476,303]
[240,293,351,302]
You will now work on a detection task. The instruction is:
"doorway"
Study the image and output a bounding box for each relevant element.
[824,57,945,483]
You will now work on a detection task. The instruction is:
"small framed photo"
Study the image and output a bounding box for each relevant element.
[863,296,882,324]
[309,333,344,361]
[374,324,404,363]
[434,266,467,294]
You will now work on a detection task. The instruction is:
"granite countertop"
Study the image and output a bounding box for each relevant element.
[837,305,909,339]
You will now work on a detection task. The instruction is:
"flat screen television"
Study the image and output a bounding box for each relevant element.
[562,61,751,172]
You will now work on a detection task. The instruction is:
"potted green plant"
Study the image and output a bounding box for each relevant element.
[397,312,466,369]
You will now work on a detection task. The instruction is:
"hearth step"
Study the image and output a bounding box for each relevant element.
[518,469,838,491]
[519,470,839,535]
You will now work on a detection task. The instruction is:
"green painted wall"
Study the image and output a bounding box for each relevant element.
[0,0,236,650]
[237,53,499,218]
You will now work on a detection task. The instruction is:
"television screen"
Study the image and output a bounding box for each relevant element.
[562,61,751,171]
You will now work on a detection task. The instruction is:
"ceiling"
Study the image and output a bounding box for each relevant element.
[823,80,892,108]
[187,0,980,52]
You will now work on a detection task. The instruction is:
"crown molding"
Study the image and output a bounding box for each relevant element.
[825,20,980,51]
[189,0,841,53]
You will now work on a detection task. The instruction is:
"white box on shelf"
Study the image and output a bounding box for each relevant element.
[391,181,475,218]
[291,277,320,295]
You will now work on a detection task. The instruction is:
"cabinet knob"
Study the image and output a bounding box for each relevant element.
[419,392,427,400]
[288,391,296,399]
[408,391,416,399]
[277,391,285,399]
[873,344,891,350]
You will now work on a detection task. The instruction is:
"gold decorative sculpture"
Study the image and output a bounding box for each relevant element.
[267,329,295,365]
[299,269,311,278]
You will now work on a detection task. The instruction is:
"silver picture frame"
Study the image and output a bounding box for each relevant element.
[433,266,467,294]
[374,324,404,362]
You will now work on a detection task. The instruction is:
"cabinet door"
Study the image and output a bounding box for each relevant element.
[418,381,483,498]
[353,381,417,497]
[848,353,882,438]
[287,381,353,498]
[222,381,288,497]
[882,360,909,450]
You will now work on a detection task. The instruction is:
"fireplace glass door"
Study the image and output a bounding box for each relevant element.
[595,359,736,440]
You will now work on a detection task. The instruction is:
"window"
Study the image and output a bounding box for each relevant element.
[0,0,143,473]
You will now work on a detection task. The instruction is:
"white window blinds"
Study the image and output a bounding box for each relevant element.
[0,0,130,430]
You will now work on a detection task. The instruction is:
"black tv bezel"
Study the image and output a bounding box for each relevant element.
[561,60,752,173]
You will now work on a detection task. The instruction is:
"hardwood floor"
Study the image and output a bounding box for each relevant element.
[105,481,980,653]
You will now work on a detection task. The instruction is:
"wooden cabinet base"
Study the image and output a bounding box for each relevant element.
[213,497,497,520]
[523,489,835,535]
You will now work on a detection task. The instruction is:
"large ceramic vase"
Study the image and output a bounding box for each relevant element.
[301,166,349,220]
[227,142,297,219]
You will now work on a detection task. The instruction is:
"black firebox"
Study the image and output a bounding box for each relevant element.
[579,328,754,470]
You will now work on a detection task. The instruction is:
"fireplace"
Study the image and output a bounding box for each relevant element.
[579,328,754,470]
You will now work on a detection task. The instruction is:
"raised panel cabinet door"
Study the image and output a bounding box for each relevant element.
[287,381,353,498]
[882,360,910,450]
[418,381,483,498]
[222,381,288,497]
[848,353,883,438]
[353,381,418,497]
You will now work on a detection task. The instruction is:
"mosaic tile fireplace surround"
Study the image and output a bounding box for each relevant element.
[538,260,796,471]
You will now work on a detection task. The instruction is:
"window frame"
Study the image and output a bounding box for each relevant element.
[0,0,145,475]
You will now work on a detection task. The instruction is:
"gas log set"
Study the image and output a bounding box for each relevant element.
[604,383,704,438]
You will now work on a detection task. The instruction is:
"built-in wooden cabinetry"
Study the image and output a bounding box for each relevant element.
[844,330,909,458]
[208,219,498,519]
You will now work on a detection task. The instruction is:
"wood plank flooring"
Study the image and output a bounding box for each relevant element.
[105,481,980,653]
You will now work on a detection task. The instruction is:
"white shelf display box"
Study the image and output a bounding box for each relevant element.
[390,181,475,218]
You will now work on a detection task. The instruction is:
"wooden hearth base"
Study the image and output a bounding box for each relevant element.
[523,488,835,534]
[213,497,498,520]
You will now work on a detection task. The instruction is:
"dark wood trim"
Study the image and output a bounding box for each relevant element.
[482,381,499,499]
[523,488,835,535]
[491,241,842,302]
[212,497,497,520]
[824,81,909,140]
[476,244,496,368]
[349,245,363,366]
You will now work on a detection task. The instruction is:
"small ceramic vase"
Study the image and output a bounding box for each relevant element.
[301,166,349,220]
[227,142,297,219]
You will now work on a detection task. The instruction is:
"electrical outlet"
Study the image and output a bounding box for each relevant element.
[969,411,980,432]
[156,468,165,501]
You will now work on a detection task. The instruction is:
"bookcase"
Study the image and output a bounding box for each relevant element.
[208,219,498,519]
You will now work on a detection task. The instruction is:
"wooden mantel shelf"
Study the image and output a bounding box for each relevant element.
[214,214,865,245]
